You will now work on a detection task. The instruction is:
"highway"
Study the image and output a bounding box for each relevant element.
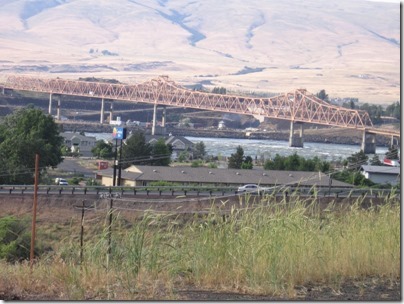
[0,184,398,200]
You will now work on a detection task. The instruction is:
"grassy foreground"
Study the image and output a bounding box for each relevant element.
[0,196,400,300]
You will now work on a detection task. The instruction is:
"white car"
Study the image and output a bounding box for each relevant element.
[237,184,261,193]
[55,178,69,185]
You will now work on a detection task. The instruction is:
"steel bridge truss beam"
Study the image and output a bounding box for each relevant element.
[4,75,377,130]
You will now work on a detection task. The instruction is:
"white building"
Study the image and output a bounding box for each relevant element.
[61,132,97,157]
[360,165,400,185]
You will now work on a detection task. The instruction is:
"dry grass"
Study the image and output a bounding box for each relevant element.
[0,194,399,300]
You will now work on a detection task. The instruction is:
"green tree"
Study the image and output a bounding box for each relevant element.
[193,141,206,160]
[212,87,227,94]
[241,155,253,169]
[177,151,189,162]
[346,150,368,171]
[228,146,244,169]
[0,107,63,184]
[264,154,285,170]
[91,140,114,159]
[385,101,401,120]
[359,103,383,124]
[369,154,382,166]
[284,152,301,170]
[385,146,399,160]
[316,89,328,101]
[151,138,171,166]
[121,131,151,169]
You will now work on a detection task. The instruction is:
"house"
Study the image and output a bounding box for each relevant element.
[96,165,353,188]
[144,135,194,159]
[61,132,97,157]
[360,165,400,185]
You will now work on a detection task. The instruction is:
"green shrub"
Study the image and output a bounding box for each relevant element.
[0,216,51,262]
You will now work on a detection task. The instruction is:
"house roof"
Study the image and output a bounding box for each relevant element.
[61,132,96,141]
[361,165,400,175]
[125,134,194,147]
[97,165,353,188]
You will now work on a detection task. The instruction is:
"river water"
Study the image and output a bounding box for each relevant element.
[86,132,389,162]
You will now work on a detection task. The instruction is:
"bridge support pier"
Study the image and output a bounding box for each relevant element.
[152,103,158,135]
[100,98,105,124]
[390,135,399,150]
[109,100,114,123]
[361,131,376,154]
[56,96,61,120]
[48,93,52,115]
[162,106,166,127]
[161,106,167,135]
[289,121,304,148]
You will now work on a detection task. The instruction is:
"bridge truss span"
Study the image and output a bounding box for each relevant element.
[4,74,374,130]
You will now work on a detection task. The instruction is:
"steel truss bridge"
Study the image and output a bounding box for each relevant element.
[0,74,400,138]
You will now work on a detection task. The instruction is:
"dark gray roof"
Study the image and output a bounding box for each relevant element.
[361,165,400,175]
[97,165,353,188]
[165,136,194,146]
[125,134,194,147]
[61,132,96,141]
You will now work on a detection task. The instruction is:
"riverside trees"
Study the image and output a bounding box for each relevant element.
[121,130,172,168]
[227,146,253,169]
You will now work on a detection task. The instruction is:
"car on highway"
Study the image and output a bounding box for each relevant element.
[55,178,69,186]
[237,184,262,193]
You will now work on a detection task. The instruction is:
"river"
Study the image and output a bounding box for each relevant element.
[86,132,390,162]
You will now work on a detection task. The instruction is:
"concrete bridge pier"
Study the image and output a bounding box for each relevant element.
[289,121,304,148]
[56,96,61,120]
[100,98,105,124]
[161,106,166,127]
[48,93,52,115]
[152,103,158,135]
[161,106,167,135]
[109,100,114,123]
[391,135,400,149]
[361,131,376,154]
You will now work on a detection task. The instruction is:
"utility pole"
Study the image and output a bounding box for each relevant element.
[30,153,39,271]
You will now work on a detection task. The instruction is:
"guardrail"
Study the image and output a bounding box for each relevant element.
[0,184,398,199]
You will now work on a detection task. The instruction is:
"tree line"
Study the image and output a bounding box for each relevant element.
[226,145,399,187]
[316,89,400,123]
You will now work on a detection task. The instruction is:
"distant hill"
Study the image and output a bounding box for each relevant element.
[0,0,399,104]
